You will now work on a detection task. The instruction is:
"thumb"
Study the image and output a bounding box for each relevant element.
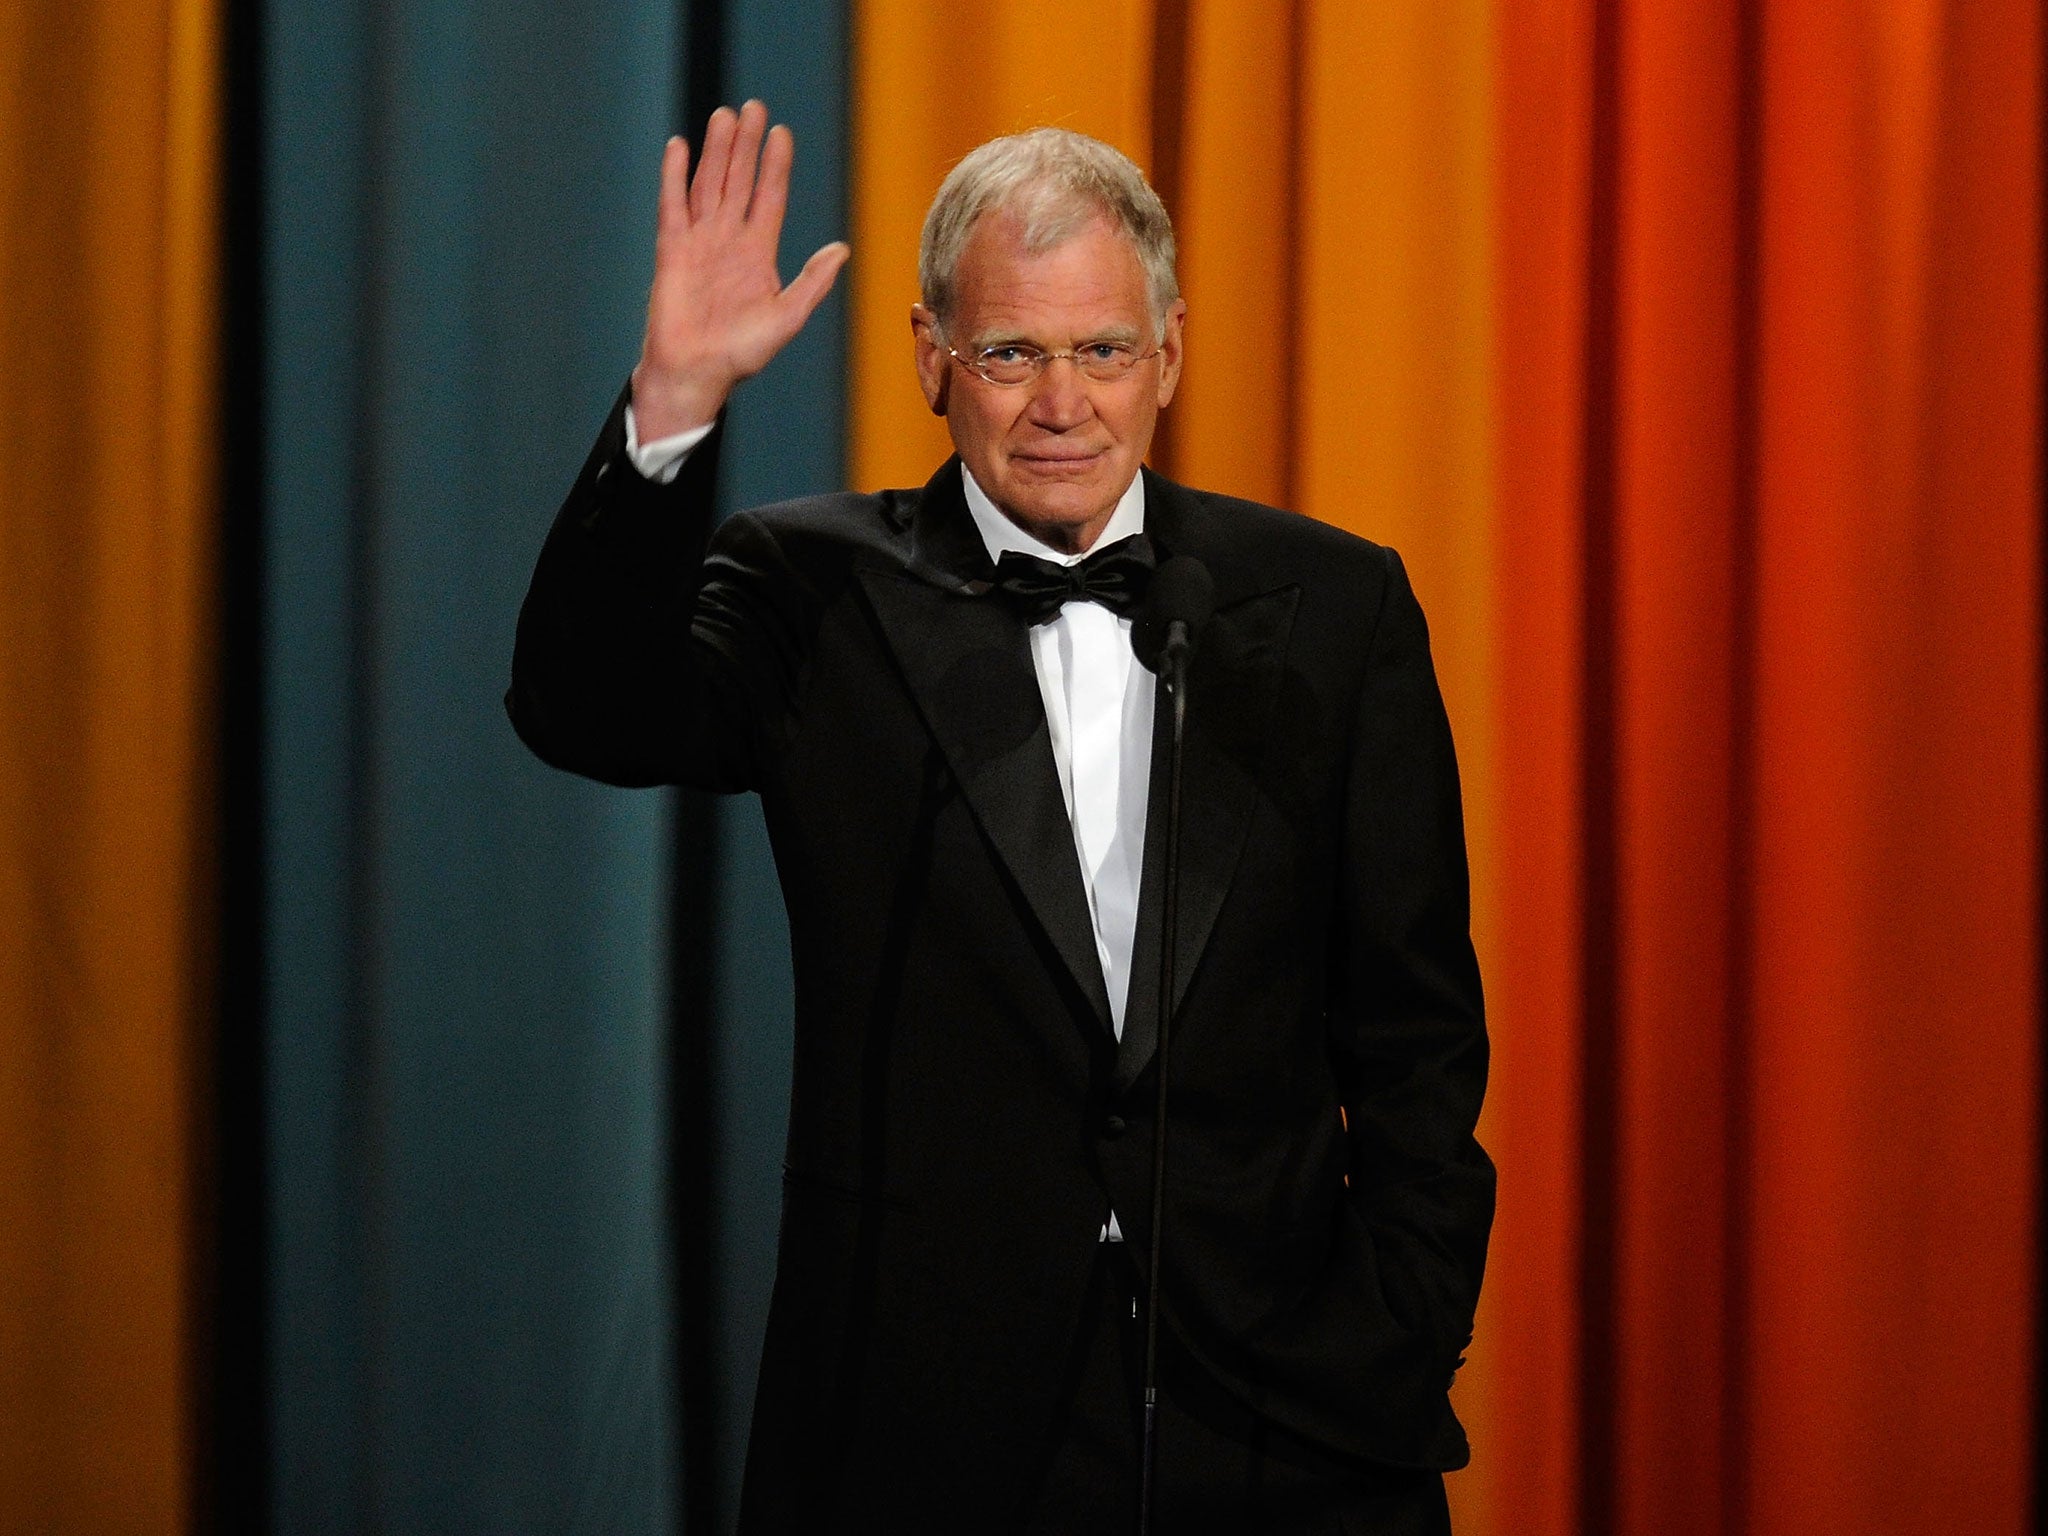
[778,241,851,329]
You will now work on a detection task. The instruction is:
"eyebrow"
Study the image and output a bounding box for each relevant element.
[963,323,1146,351]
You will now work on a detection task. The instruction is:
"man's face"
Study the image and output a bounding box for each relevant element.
[913,212,1185,555]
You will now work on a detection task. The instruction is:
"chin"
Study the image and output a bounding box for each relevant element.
[1003,469,1121,523]
[1005,492,1104,542]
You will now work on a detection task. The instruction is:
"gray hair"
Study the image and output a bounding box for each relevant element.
[918,128,1180,338]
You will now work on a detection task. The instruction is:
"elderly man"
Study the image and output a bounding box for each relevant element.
[510,102,1492,1535]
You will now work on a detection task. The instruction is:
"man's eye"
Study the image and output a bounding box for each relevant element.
[984,345,1036,365]
[1081,342,1131,362]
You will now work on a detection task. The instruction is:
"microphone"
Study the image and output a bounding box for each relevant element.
[1132,556,1215,676]
[1131,554,1210,1536]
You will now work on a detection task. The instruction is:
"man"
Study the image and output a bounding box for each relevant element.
[510,102,1492,1535]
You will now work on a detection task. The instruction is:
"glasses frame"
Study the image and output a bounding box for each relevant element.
[945,339,1164,388]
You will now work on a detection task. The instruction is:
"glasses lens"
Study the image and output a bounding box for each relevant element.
[975,346,1042,385]
[1075,344,1141,381]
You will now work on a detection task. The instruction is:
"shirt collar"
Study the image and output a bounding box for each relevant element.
[960,463,1146,568]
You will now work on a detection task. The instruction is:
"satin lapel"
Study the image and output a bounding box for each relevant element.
[856,463,1117,1038]
[1115,480,1301,1095]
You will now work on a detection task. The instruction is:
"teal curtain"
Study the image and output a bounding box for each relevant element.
[263,2,681,1530]
[262,0,849,1527]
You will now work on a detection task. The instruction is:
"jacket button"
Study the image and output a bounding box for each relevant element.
[1103,1115,1129,1138]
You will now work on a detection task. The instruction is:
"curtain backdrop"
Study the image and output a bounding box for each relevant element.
[261,2,683,1530]
[1491,3,2039,1533]
[0,3,218,1530]
[850,5,2041,1535]
[3,2,2035,1530]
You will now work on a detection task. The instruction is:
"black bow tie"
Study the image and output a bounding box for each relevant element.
[990,534,1157,626]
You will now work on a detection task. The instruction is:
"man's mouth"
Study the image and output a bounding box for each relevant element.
[1013,447,1106,470]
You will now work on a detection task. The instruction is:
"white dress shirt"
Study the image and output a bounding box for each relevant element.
[956,466,1154,1040]
[629,411,1150,1238]
[627,407,715,481]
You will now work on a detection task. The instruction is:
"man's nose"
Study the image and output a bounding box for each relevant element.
[1025,356,1093,429]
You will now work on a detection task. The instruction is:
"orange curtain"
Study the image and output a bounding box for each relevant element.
[0,1,219,1529]
[852,3,2041,1533]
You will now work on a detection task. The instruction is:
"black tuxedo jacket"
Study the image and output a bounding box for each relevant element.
[509,394,1493,1531]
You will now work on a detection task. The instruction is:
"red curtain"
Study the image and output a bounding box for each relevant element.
[1490,2,2040,1532]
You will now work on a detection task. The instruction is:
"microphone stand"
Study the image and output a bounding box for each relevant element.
[1137,620,1190,1536]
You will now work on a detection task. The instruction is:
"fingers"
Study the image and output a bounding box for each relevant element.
[689,100,782,225]
[690,106,738,222]
[657,135,692,240]
[749,123,795,238]
[721,99,770,221]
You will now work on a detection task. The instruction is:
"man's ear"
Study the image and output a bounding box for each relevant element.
[1155,298,1188,410]
[911,303,949,417]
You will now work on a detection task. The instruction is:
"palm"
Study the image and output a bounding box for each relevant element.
[635,102,849,438]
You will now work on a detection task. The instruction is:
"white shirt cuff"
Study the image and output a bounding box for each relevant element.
[623,404,715,484]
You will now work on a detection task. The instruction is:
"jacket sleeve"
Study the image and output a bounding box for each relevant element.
[1327,544,1495,1431]
[506,387,805,792]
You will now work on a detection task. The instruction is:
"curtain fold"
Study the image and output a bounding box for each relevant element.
[1732,5,2038,1528]
[0,2,220,1529]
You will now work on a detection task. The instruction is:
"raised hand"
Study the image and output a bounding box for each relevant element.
[630,100,851,440]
